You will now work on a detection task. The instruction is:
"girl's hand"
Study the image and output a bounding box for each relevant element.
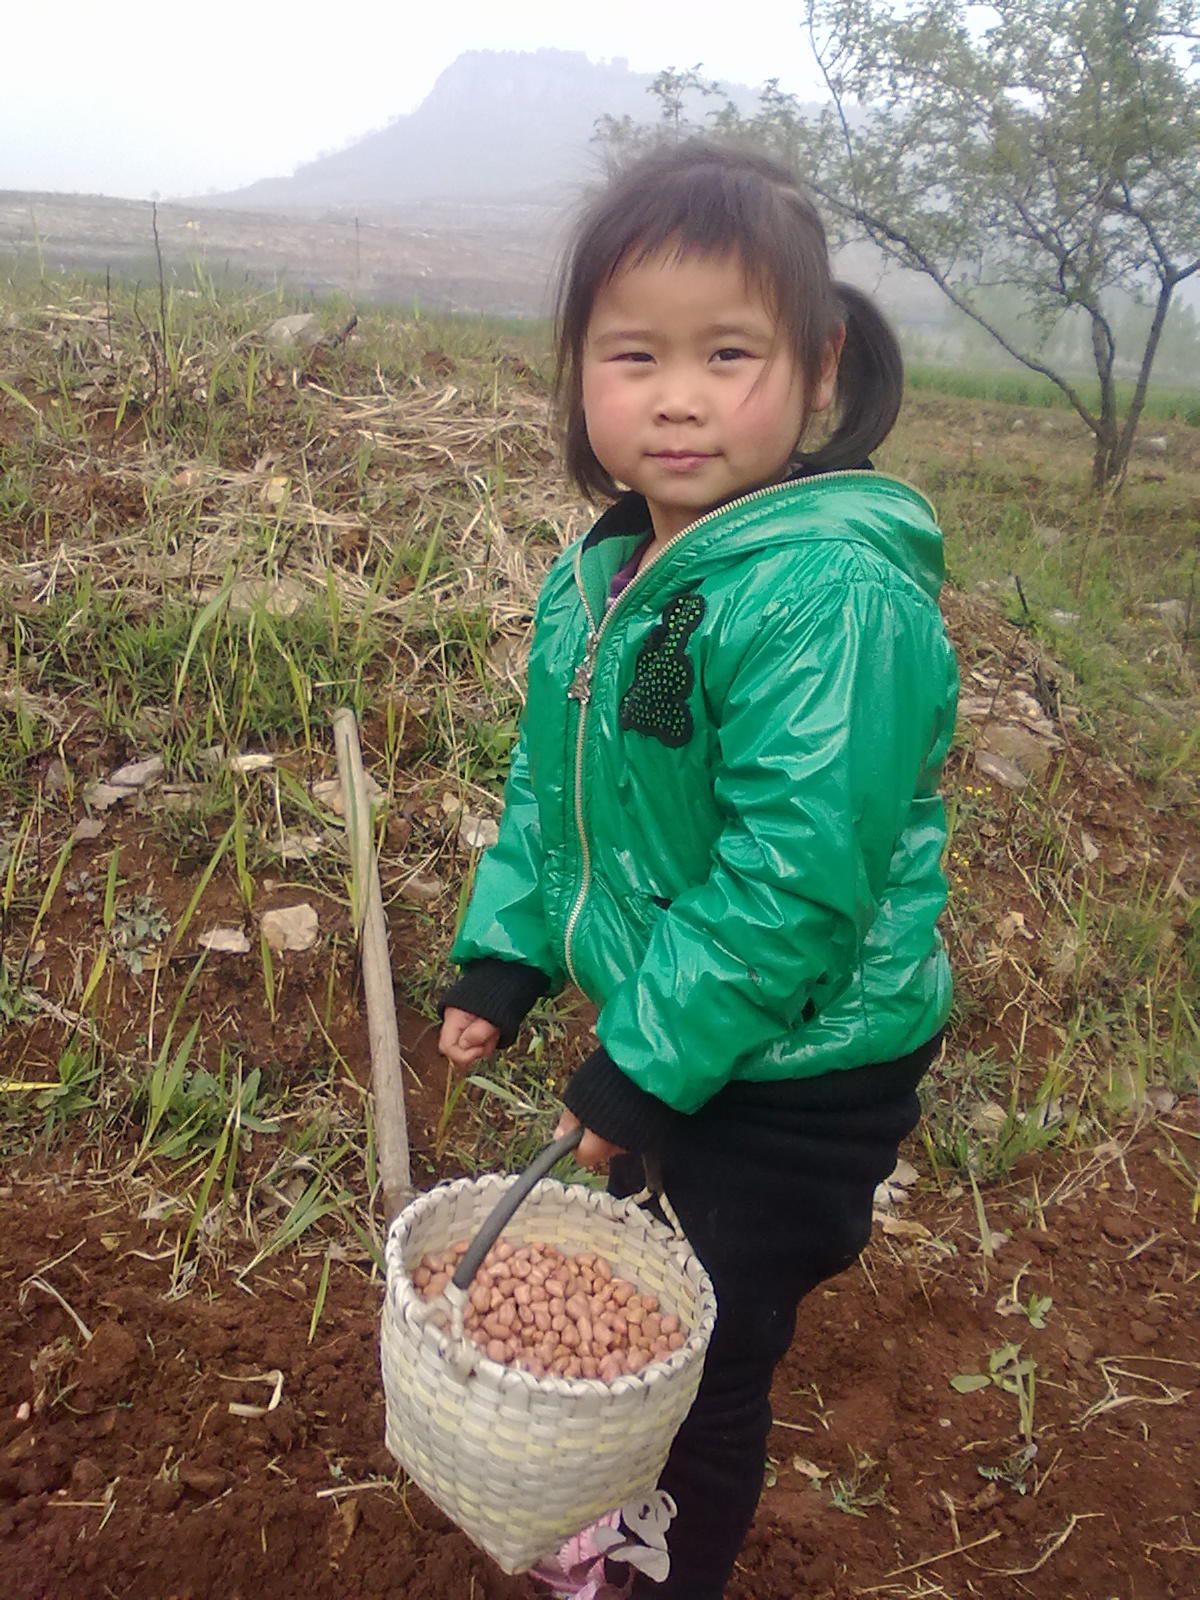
[439,1007,500,1069]
[554,1108,626,1172]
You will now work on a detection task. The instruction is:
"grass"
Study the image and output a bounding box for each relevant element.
[906,360,1200,425]
[1,262,1197,1287]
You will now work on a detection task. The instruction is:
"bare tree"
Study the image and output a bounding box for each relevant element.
[598,6,1200,489]
[730,0,1200,490]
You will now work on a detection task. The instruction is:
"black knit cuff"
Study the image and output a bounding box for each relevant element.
[440,958,552,1048]
[563,1048,681,1155]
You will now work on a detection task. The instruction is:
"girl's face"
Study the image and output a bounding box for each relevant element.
[581,249,840,544]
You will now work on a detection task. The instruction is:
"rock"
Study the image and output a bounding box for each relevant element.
[76,1322,139,1397]
[265,312,322,348]
[70,1458,106,1495]
[1101,1212,1135,1243]
[1048,608,1080,626]
[970,1101,1008,1134]
[974,749,1028,790]
[978,723,1056,779]
[260,903,319,953]
[197,926,251,955]
[71,817,106,845]
[178,1463,231,1497]
[43,758,69,795]
[83,781,132,812]
[398,871,444,904]
[312,773,383,816]
[1129,1319,1159,1347]
[147,1477,182,1512]
[1140,434,1168,456]
[1143,599,1188,633]
[200,577,310,619]
[1144,1085,1177,1115]
[1064,1333,1094,1364]
[278,831,325,863]
[458,813,499,852]
[1034,523,1066,547]
[108,755,164,790]
[1009,418,1026,432]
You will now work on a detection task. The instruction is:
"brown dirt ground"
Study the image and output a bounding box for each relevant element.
[3,1107,1197,1600]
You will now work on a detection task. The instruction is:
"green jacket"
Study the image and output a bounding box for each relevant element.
[451,473,958,1133]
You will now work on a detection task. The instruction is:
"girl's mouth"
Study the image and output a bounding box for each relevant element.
[649,451,716,471]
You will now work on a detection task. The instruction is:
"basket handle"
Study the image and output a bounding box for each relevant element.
[451,1125,583,1292]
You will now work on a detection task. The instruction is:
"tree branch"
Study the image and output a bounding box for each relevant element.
[807,177,1102,435]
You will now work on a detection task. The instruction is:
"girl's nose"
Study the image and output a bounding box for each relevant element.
[654,383,703,423]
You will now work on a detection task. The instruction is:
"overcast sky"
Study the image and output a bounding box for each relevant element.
[2,2,823,200]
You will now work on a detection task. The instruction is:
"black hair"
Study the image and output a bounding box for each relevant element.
[553,139,903,501]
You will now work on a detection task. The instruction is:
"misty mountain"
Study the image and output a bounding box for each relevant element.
[207,50,723,211]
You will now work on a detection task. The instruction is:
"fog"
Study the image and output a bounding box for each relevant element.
[1,1,822,200]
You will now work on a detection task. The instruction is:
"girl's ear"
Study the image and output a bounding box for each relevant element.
[810,325,846,416]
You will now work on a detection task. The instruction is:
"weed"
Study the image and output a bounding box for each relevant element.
[0,956,33,1025]
[977,1443,1039,1495]
[36,1044,102,1137]
[111,895,171,974]
[826,1451,891,1518]
[951,1342,1039,1443]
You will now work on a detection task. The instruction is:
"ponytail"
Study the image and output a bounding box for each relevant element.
[799,282,904,472]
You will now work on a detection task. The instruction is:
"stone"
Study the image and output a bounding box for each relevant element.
[265,312,322,348]
[108,755,164,790]
[178,1464,231,1497]
[1143,599,1188,633]
[459,813,500,852]
[978,723,1055,779]
[974,749,1028,790]
[197,926,251,955]
[398,871,445,904]
[70,1458,106,1495]
[260,903,319,953]
[1064,1332,1094,1364]
[147,1477,182,1512]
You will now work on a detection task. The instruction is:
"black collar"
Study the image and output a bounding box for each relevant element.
[580,459,873,550]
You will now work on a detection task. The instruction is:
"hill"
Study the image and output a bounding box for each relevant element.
[209,49,672,210]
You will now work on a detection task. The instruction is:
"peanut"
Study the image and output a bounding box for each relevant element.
[415,1241,691,1385]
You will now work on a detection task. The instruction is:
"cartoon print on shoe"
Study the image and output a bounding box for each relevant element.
[530,1490,677,1597]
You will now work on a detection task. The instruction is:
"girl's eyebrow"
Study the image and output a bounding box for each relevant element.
[590,328,656,347]
[704,323,772,342]
[590,322,770,347]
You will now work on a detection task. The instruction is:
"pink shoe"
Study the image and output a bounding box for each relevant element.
[528,1511,630,1597]
[529,1493,676,1597]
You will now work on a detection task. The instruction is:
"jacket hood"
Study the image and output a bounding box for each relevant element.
[584,472,944,602]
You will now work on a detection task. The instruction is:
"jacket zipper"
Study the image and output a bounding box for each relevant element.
[560,473,855,984]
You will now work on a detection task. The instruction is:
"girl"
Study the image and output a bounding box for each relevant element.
[439,141,958,1599]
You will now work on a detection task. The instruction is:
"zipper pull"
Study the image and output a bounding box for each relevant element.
[568,632,599,704]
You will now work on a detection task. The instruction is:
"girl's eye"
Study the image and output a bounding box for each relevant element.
[713,348,752,363]
[613,351,653,363]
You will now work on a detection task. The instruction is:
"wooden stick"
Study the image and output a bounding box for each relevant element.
[332,707,412,1221]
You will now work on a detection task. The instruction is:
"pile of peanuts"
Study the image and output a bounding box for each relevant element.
[412,1238,686,1383]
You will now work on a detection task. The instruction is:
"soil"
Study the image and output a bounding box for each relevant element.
[3,1112,1196,1600]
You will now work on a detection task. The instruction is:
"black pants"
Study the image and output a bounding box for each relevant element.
[608,1037,940,1600]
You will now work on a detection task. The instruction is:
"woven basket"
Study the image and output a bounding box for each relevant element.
[380,1160,716,1574]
